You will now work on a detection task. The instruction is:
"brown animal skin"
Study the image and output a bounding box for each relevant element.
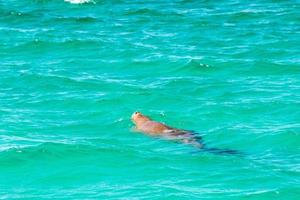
[131,111,171,134]
[131,112,244,155]
[131,111,202,148]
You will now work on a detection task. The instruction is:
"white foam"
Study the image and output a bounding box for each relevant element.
[64,0,95,4]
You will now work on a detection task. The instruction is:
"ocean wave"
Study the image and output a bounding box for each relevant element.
[125,8,162,16]
[0,139,136,164]
[142,30,177,37]
[8,72,137,92]
[2,72,102,92]
[173,59,214,74]
[8,38,103,49]
[64,0,95,4]
[0,144,34,152]
[51,16,99,23]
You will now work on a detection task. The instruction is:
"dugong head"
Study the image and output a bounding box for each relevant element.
[131,111,150,125]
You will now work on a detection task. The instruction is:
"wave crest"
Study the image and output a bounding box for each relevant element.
[64,0,95,4]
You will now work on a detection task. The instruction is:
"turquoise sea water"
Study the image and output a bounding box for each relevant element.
[1,0,300,199]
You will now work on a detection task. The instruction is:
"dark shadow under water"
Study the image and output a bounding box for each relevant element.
[185,131,245,157]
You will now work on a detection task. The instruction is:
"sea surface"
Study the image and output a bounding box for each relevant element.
[0,0,299,199]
